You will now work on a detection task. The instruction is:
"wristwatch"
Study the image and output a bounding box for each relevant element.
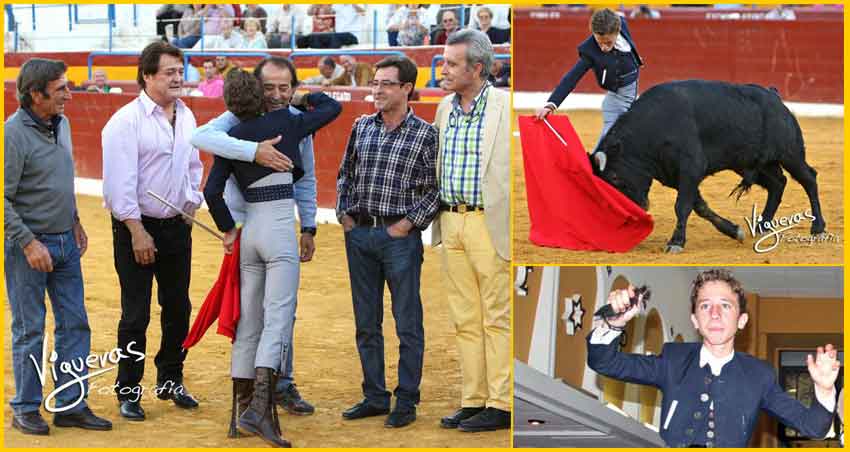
[301,226,317,237]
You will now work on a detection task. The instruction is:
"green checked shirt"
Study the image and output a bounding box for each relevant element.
[440,82,490,207]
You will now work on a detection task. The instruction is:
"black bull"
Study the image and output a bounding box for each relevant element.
[592,80,825,253]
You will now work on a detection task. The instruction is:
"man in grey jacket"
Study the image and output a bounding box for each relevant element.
[4,58,112,435]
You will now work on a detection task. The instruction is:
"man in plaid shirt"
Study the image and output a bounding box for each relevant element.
[335,55,439,429]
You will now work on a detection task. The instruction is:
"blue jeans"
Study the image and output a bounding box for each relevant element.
[5,230,91,415]
[343,225,424,409]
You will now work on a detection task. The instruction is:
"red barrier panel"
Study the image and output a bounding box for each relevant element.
[514,8,843,103]
[4,90,439,209]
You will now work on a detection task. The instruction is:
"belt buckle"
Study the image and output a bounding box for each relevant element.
[457,204,468,214]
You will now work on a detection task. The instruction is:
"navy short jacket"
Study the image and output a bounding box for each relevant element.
[587,335,834,447]
[547,16,643,107]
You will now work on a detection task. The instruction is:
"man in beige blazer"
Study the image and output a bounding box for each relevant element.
[432,29,511,432]
[331,55,375,87]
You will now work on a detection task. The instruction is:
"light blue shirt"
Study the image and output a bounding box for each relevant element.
[190,106,316,227]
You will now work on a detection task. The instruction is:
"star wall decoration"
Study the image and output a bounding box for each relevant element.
[515,266,534,297]
[562,294,585,335]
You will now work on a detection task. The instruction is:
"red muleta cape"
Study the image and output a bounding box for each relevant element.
[518,115,653,253]
[182,233,240,349]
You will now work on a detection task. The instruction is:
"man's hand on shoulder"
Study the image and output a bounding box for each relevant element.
[255,135,292,172]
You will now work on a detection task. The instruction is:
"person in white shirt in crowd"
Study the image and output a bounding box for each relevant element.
[195,17,243,49]
[398,8,430,46]
[267,5,307,48]
[469,5,511,30]
[244,4,269,34]
[241,17,268,49]
[333,4,366,44]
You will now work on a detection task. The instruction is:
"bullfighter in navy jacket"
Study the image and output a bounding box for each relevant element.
[587,269,838,447]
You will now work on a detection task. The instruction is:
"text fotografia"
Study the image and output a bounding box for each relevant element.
[30,342,144,413]
[743,204,837,253]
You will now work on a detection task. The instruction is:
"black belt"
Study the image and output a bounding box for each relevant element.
[140,215,184,226]
[440,203,484,213]
[245,184,293,203]
[352,213,405,228]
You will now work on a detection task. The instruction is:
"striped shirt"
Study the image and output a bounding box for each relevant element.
[440,82,490,207]
[336,108,439,230]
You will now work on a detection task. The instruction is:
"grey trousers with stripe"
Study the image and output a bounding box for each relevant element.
[595,80,638,152]
[231,172,299,378]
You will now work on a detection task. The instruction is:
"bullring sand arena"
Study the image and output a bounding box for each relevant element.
[3,196,510,448]
[512,110,844,264]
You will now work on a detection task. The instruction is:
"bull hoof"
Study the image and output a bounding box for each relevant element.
[736,227,745,243]
[664,245,684,254]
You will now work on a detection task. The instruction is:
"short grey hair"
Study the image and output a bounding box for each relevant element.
[17,58,67,108]
[445,29,493,79]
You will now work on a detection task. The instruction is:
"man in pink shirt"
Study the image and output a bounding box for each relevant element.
[101,41,204,421]
[198,59,224,98]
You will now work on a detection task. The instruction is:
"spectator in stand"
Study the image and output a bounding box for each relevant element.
[469,5,511,30]
[765,4,797,20]
[201,4,233,36]
[475,7,510,44]
[244,4,269,33]
[197,17,243,49]
[156,4,188,41]
[302,56,344,86]
[198,60,224,97]
[398,8,430,46]
[488,59,510,87]
[214,55,238,79]
[630,4,661,19]
[173,4,201,49]
[267,5,306,48]
[331,55,374,87]
[89,69,113,93]
[433,9,460,45]
[387,4,425,47]
[308,5,335,33]
[333,4,366,44]
[241,17,268,49]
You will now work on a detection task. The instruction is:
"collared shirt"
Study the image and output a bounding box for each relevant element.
[699,345,735,376]
[336,108,439,229]
[102,90,204,221]
[440,81,490,207]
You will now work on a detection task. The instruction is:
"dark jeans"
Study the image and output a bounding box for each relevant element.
[343,225,424,409]
[112,217,192,401]
[5,230,91,415]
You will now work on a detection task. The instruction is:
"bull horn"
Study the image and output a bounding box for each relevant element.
[594,151,608,172]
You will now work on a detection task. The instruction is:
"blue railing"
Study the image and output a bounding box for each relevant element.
[429,53,511,86]
[289,49,405,62]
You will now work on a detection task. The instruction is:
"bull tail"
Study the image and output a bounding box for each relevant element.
[729,175,754,201]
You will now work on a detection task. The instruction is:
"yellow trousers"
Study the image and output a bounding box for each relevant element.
[440,211,511,411]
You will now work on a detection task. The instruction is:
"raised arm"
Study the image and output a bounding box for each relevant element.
[288,91,343,141]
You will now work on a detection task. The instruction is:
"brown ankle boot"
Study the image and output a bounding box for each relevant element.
[238,368,291,447]
[228,378,254,438]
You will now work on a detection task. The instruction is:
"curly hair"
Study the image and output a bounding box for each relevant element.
[223,69,264,122]
[589,8,621,36]
[689,269,747,314]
